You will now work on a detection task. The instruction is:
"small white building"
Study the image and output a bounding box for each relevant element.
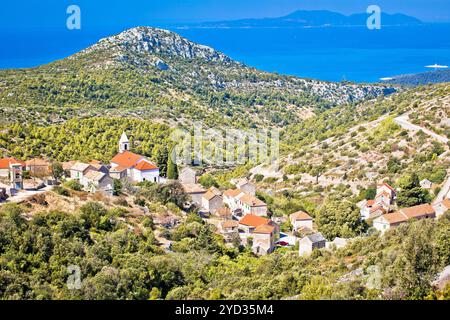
[223,189,246,212]
[70,162,96,181]
[181,183,206,205]
[239,194,267,216]
[202,187,223,214]
[252,224,276,255]
[233,178,256,196]
[299,233,326,256]
[223,188,268,216]
[81,170,113,194]
[289,211,313,231]
[420,179,433,189]
[179,167,198,184]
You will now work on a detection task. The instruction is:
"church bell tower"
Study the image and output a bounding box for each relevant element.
[119,132,130,153]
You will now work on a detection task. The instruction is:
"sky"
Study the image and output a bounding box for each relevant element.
[0,0,449,32]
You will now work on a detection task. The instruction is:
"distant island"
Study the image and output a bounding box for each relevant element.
[174,10,423,29]
[382,69,450,86]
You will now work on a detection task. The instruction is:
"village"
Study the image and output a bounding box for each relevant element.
[1,132,449,258]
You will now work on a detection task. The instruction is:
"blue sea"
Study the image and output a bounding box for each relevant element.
[1,24,449,83]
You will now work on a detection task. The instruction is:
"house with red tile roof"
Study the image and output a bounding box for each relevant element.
[376,182,396,203]
[289,211,313,231]
[238,214,279,255]
[238,214,279,235]
[0,157,25,178]
[224,188,268,216]
[110,132,160,183]
[252,224,276,255]
[25,158,51,177]
[373,203,436,232]
[360,182,397,220]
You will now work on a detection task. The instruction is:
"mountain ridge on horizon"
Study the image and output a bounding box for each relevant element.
[171,9,423,28]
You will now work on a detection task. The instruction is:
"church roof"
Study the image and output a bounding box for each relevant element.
[134,160,159,171]
[111,151,143,169]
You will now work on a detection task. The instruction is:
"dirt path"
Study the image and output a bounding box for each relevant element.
[394,115,449,144]
[434,170,450,204]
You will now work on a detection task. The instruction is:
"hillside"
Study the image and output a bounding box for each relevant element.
[0,180,448,300]
[206,83,450,216]
[0,27,395,128]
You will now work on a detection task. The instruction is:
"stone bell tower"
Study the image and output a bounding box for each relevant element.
[119,132,130,153]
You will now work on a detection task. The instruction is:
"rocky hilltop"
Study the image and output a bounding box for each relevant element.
[0,27,396,128]
[81,27,234,65]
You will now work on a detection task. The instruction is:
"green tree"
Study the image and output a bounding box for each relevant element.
[113,179,122,196]
[166,151,178,180]
[198,174,219,189]
[51,162,64,181]
[397,173,431,207]
[316,198,366,239]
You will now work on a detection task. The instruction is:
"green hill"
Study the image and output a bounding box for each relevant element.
[0,27,395,128]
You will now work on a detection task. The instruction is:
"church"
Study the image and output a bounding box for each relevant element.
[110,132,161,183]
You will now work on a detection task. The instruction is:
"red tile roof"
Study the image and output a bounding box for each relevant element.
[253,224,275,234]
[379,182,395,192]
[223,189,244,197]
[239,214,270,227]
[134,160,158,171]
[399,204,436,219]
[441,199,450,209]
[381,211,407,224]
[221,220,239,229]
[379,203,436,225]
[239,194,266,207]
[203,187,222,201]
[0,157,25,169]
[290,211,312,221]
[111,151,143,169]
[25,158,50,166]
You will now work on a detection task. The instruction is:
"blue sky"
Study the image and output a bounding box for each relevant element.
[0,0,449,32]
